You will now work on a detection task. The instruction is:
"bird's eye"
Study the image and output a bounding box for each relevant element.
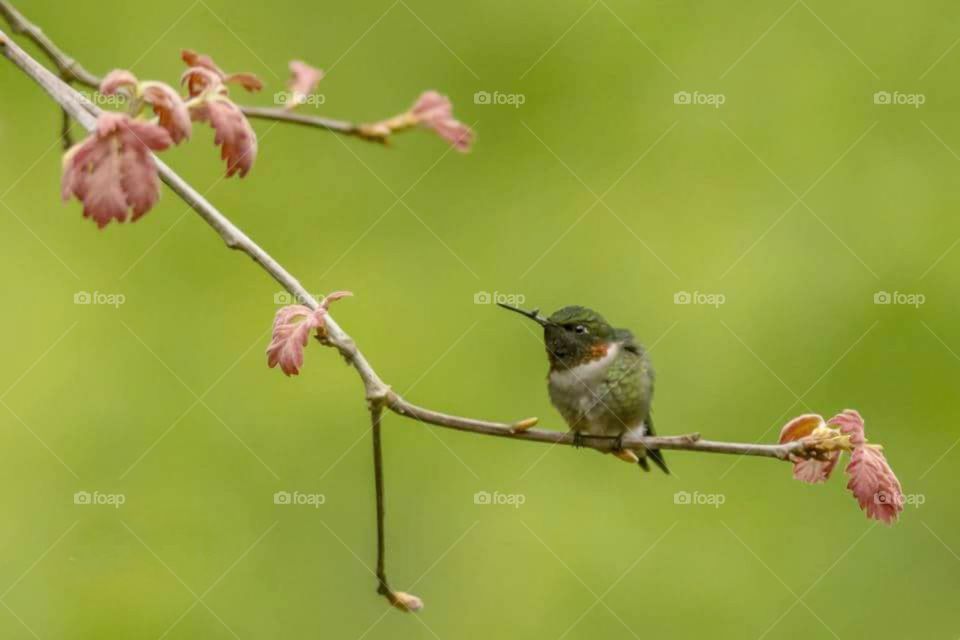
[575,325,588,335]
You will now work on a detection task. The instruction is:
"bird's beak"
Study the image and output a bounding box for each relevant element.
[496,302,550,327]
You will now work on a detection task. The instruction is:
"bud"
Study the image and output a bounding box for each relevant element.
[389,590,424,612]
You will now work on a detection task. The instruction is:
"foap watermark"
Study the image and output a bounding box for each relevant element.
[473,490,526,508]
[74,290,126,308]
[874,290,925,308]
[473,91,526,108]
[673,490,725,508]
[673,91,726,108]
[674,290,726,308]
[273,291,325,305]
[873,91,925,108]
[74,490,126,508]
[273,91,326,108]
[474,291,526,306]
[875,491,925,509]
[273,490,326,508]
[87,91,130,108]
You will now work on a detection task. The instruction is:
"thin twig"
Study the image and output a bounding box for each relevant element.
[0,1,99,87]
[240,106,387,142]
[0,2,391,144]
[0,28,817,464]
[370,404,390,597]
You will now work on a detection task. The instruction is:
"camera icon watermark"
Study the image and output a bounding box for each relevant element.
[473,91,526,108]
[874,492,925,508]
[673,91,726,108]
[273,490,326,508]
[873,91,925,108]
[873,290,925,308]
[673,290,725,308]
[74,290,126,308]
[473,490,526,508]
[673,490,725,508]
[474,291,526,306]
[73,490,126,508]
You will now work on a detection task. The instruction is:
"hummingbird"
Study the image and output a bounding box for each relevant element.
[498,303,668,473]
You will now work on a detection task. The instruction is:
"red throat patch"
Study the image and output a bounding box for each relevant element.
[588,342,611,361]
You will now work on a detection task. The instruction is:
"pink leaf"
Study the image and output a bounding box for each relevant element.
[266,292,353,376]
[286,60,324,109]
[778,413,825,443]
[780,413,839,483]
[828,409,866,446]
[181,66,224,97]
[181,49,226,76]
[846,444,903,524]
[224,72,263,93]
[100,69,138,96]
[410,91,473,152]
[792,453,840,484]
[140,82,192,144]
[189,97,258,177]
[61,112,172,228]
[181,49,262,93]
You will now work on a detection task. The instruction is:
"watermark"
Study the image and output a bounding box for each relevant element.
[273,490,326,508]
[474,291,526,306]
[473,91,525,108]
[273,291,326,305]
[473,490,526,508]
[673,490,725,508]
[674,290,725,308]
[74,491,126,508]
[273,92,326,107]
[673,91,725,108]
[873,91,925,108]
[875,492,925,508]
[873,290,925,308]
[74,290,126,308]
[87,91,130,108]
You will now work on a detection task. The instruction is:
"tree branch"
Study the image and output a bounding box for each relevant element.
[0,1,392,144]
[0,26,821,465]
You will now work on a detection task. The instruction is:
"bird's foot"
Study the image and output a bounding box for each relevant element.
[611,432,639,464]
[572,431,585,449]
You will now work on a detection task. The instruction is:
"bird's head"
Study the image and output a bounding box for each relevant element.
[497,303,616,369]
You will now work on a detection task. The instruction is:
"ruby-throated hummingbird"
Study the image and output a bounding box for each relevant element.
[498,303,668,473]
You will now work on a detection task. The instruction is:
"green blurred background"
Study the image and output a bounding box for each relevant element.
[2,0,959,637]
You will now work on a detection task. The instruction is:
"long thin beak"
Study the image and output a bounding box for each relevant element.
[496,302,550,327]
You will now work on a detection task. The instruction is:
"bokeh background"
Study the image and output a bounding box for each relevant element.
[1,0,959,637]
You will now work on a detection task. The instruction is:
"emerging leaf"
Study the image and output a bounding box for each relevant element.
[791,454,840,484]
[266,292,352,376]
[100,69,138,96]
[410,90,473,152]
[846,444,903,524]
[61,112,172,228]
[181,49,263,93]
[286,60,324,109]
[778,413,825,443]
[140,82,193,144]
[181,66,224,97]
[189,97,258,177]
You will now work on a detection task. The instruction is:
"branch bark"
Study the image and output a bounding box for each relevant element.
[0,24,818,464]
